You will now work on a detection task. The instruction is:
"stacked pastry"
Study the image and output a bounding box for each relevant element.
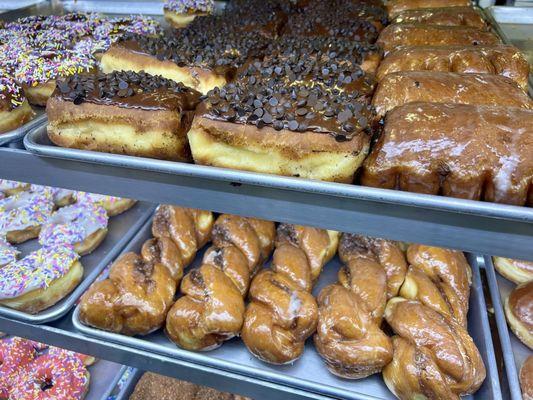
[362,0,532,206]
[0,336,95,400]
[0,179,135,314]
[493,257,533,398]
[0,12,160,134]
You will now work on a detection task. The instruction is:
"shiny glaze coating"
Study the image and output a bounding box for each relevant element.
[386,0,471,18]
[377,24,500,54]
[361,102,533,206]
[493,257,533,284]
[403,245,472,326]
[392,6,487,28]
[520,355,533,400]
[241,224,338,364]
[338,234,408,302]
[383,298,486,399]
[372,71,532,116]
[166,215,275,351]
[376,45,530,89]
[507,280,533,349]
[314,284,393,379]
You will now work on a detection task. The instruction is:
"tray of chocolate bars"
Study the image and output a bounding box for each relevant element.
[483,256,532,400]
[72,219,501,400]
[0,200,154,324]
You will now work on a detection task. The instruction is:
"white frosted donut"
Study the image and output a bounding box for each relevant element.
[31,185,75,207]
[0,236,19,267]
[0,180,30,197]
[0,245,83,314]
[0,189,54,243]
[74,191,136,217]
[39,202,108,256]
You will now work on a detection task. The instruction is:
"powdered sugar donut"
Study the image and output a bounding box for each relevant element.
[75,191,136,216]
[39,202,108,255]
[10,353,89,400]
[0,235,19,267]
[0,180,30,197]
[0,245,83,314]
[0,337,36,398]
[0,188,54,243]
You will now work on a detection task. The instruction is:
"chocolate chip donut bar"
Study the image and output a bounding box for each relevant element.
[47,71,201,161]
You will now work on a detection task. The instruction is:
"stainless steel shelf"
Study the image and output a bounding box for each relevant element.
[0,312,332,400]
[1,147,532,260]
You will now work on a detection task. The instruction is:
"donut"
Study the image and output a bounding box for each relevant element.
[47,347,96,366]
[74,191,136,217]
[163,0,215,29]
[494,257,533,284]
[0,72,35,134]
[9,353,89,400]
[0,235,19,267]
[0,337,36,398]
[31,184,76,207]
[39,202,108,256]
[505,280,533,350]
[0,188,54,243]
[521,355,533,400]
[0,180,30,197]
[0,245,83,314]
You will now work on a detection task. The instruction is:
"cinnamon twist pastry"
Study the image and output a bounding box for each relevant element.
[313,234,406,378]
[383,298,486,400]
[79,206,213,336]
[141,205,214,282]
[401,245,472,327]
[166,215,276,351]
[241,224,339,365]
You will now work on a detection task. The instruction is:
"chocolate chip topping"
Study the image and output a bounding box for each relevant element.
[54,70,201,111]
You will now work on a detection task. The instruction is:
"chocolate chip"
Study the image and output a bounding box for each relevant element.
[288,120,299,131]
[262,113,273,124]
[269,97,278,106]
[296,107,308,116]
[273,120,284,130]
[118,80,128,90]
[254,108,264,117]
[337,109,353,123]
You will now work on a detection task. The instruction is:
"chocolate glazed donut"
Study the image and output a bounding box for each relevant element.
[166,214,275,351]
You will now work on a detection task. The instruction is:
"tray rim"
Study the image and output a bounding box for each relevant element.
[71,219,501,400]
[113,368,143,400]
[482,255,525,400]
[97,364,130,400]
[23,124,533,224]
[0,112,46,146]
[0,202,154,324]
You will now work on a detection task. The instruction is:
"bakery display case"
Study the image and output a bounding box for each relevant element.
[0,0,531,399]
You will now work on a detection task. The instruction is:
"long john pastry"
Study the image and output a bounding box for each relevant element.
[166,214,276,351]
[79,206,213,335]
[241,224,338,365]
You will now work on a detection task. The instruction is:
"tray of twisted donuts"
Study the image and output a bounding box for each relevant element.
[0,179,153,323]
[72,205,500,400]
[0,335,127,400]
[483,256,533,400]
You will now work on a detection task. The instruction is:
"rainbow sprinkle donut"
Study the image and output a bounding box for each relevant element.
[75,191,136,217]
[39,202,108,255]
[0,188,54,243]
[0,337,36,398]
[9,352,89,400]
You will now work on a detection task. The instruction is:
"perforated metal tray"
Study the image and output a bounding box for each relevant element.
[0,201,154,323]
[73,220,501,400]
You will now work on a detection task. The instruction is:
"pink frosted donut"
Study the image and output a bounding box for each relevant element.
[9,353,89,400]
[0,337,36,397]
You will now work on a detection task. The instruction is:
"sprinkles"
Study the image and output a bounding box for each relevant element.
[164,0,215,14]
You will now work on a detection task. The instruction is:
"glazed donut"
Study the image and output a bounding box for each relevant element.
[505,280,533,350]
[521,355,533,400]
[0,337,36,398]
[0,188,54,244]
[10,353,89,400]
[0,245,83,314]
[39,202,108,256]
[74,192,136,217]
[494,257,533,284]
[0,180,30,197]
[0,235,19,267]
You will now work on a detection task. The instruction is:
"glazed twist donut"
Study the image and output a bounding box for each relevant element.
[142,205,214,282]
[338,234,408,322]
[401,245,472,326]
[166,215,275,351]
[241,224,339,365]
[79,206,213,335]
[383,297,486,400]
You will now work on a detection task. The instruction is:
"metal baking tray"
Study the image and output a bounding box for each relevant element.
[0,201,154,324]
[0,109,46,147]
[483,255,531,400]
[73,220,501,400]
[113,368,144,400]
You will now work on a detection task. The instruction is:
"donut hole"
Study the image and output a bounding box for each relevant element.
[40,378,54,391]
